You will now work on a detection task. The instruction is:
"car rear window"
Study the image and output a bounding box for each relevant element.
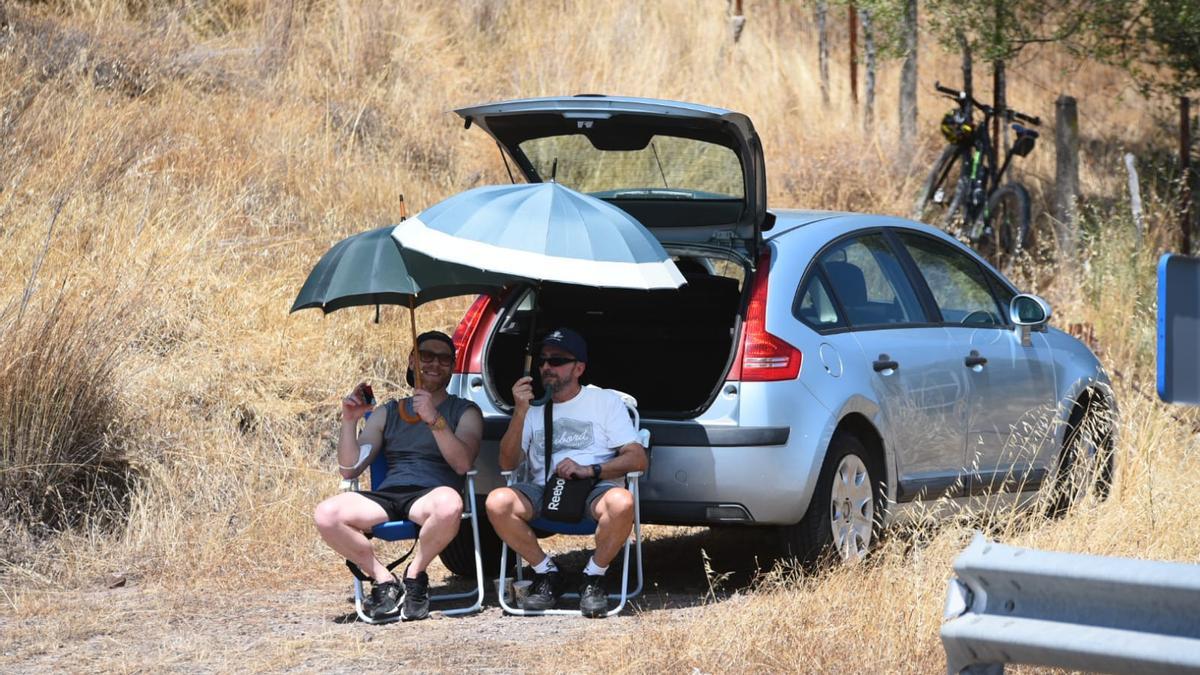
[518,134,744,200]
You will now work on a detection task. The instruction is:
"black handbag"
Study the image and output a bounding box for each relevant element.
[539,400,596,522]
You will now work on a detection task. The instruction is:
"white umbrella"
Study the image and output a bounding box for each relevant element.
[391,182,685,290]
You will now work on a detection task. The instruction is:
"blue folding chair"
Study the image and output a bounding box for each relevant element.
[340,451,484,623]
[496,388,648,617]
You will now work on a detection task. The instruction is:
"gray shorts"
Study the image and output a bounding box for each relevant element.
[511,481,620,523]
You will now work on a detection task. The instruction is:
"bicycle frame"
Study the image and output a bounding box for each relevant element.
[934,82,1041,241]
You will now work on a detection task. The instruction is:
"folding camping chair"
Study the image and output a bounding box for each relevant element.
[496,387,648,617]
[339,452,484,623]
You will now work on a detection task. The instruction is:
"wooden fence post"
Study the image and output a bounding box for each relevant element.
[1125,153,1144,245]
[1054,95,1080,261]
[1182,96,1194,254]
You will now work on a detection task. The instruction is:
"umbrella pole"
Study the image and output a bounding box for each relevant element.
[399,297,422,424]
[525,284,552,406]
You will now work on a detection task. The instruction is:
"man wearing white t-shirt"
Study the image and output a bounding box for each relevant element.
[486,327,648,617]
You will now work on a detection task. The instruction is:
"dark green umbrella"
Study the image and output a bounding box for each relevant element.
[291,225,515,316]
[291,225,519,421]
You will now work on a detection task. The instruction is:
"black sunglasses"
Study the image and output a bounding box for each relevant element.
[418,349,454,366]
[537,356,577,368]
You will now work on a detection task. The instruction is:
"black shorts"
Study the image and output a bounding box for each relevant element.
[357,485,436,523]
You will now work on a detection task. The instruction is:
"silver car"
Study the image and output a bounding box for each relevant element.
[435,95,1115,574]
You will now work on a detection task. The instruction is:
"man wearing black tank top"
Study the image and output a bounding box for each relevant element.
[314,331,482,621]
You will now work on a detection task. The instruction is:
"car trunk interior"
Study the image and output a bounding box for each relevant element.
[483,255,747,418]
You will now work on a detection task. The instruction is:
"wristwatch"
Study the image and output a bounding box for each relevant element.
[428,414,448,431]
[591,463,602,480]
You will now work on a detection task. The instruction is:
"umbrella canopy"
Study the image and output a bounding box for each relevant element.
[391,182,685,290]
[291,225,517,314]
[292,224,520,421]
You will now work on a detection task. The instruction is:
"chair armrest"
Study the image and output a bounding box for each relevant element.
[339,477,360,492]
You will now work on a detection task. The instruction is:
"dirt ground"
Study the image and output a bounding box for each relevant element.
[0,526,776,673]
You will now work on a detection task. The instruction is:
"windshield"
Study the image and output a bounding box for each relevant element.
[518,134,744,200]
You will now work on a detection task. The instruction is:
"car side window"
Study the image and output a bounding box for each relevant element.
[818,234,928,327]
[896,233,1005,327]
[794,272,844,329]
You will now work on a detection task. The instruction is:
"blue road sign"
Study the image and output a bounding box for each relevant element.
[1158,253,1200,404]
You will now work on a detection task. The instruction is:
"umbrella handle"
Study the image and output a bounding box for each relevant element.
[398,400,422,424]
[400,297,423,425]
[523,353,553,407]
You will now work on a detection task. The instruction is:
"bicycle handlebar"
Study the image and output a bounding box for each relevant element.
[934,81,1041,126]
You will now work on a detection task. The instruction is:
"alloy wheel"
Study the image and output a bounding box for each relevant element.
[829,454,874,563]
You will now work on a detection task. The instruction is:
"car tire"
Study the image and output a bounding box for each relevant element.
[1048,396,1115,516]
[439,494,513,578]
[781,432,883,567]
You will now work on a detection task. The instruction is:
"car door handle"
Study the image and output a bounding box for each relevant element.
[873,354,899,372]
[964,351,988,368]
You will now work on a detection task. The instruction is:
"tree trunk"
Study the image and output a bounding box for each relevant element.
[993,60,1006,169]
[860,8,876,132]
[848,3,858,106]
[898,0,918,163]
[817,0,830,107]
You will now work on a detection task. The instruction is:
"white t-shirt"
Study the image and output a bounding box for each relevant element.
[521,385,639,486]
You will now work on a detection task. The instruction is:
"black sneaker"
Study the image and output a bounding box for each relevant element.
[400,570,430,621]
[579,573,608,618]
[368,579,403,620]
[521,571,561,611]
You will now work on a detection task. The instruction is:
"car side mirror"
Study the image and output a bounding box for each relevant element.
[1009,294,1052,326]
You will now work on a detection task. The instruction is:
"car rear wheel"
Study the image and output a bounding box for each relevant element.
[782,433,883,566]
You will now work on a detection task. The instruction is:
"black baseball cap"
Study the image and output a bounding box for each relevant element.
[539,327,587,363]
[416,330,455,358]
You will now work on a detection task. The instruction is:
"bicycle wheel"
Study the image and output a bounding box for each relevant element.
[981,182,1031,275]
[913,146,963,227]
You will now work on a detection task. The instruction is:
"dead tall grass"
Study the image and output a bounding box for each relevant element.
[0,0,1197,671]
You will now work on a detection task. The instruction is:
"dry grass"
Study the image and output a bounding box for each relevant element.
[1,1,1197,672]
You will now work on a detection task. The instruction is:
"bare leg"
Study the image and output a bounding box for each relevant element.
[313,492,392,582]
[485,487,547,566]
[591,488,634,568]
[404,486,464,578]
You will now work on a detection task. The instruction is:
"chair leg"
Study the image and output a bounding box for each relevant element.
[437,502,484,616]
[497,538,522,614]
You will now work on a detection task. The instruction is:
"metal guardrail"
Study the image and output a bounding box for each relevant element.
[941,533,1200,674]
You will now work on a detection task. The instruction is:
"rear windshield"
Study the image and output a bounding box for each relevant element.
[518,135,744,201]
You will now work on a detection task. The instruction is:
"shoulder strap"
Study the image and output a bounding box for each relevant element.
[543,400,553,482]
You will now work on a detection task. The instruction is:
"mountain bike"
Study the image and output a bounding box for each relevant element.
[914,82,1042,274]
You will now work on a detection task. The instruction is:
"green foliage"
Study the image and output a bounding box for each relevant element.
[924,0,1130,63]
[1122,0,1200,96]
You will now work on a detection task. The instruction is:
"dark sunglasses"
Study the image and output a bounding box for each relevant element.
[417,349,454,366]
[537,356,577,368]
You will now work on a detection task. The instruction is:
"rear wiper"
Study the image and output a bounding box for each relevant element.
[610,188,696,199]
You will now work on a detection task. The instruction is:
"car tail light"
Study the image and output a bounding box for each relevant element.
[727,248,802,382]
[451,294,496,374]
